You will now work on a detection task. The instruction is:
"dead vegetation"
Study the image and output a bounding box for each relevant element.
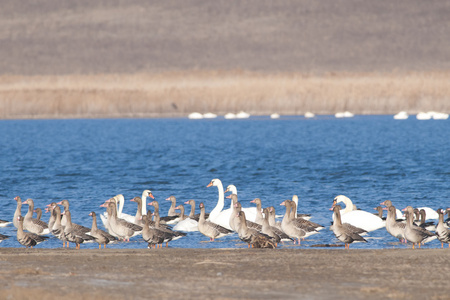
[0,71,449,119]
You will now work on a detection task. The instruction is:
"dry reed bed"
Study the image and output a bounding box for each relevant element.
[0,71,449,119]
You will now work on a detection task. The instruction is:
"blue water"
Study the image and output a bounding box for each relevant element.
[0,116,449,249]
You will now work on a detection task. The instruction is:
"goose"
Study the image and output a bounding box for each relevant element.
[280,200,306,244]
[0,233,9,242]
[267,206,282,229]
[402,206,436,249]
[166,196,179,217]
[34,208,43,221]
[130,196,144,226]
[51,205,68,247]
[0,219,11,227]
[235,211,276,248]
[57,200,92,235]
[332,205,368,236]
[13,196,23,229]
[16,215,48,248]
[173,205,198,232]
[107,202,143,241]
[333,195,385,232]
[379,200,404,219]
[184,199,208,221]
[385,206,406,243]
[63,210,94,249]
[151,209,186,247]
[87,211,117,249]
[207,179,256,230]
[45,203,57,232]
[331,205,367,249]
[289,200,324,233]
[373,206,386,220]
[142,212,173,249]
[250,198,264,225]
[418,209,436,231]
[22,198,50,235]
[291,195,312,220]
[435,209,450,248]
[234,202,262,232]
[198,202,233,241]
[100,194,136,226]
[261,207,292,243]
[148,201,178,224]
[415,206,439,220]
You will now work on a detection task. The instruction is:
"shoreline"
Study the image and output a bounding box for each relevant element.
[1,71,449,120]
[1,248,449,299]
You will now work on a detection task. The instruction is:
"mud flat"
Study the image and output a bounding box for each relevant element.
[0,248,448,299]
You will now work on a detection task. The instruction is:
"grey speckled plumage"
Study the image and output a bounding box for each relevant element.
[16,216,48,248]
[198,202,232,241]
[88,211,117,249]
[332,205,367,249]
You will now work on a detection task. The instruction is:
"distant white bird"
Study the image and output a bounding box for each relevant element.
[270,113,280,119]
[394,111,408,120]
[304,112,315,118]
[236,111,250,118]
[203,112,217,119]
[224,113,236,119]
[188,112,203,119]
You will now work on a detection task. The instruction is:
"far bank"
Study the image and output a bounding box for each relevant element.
[0,71,449,119]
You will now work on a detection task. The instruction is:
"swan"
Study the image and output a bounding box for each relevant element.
[291,195,312,220]
[333,195,385,232]
[206,179,232,229]
[222,183,258,221]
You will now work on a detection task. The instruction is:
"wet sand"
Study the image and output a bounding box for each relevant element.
[0,248,448,299]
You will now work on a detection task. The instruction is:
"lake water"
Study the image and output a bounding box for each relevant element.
[0,116,449,249]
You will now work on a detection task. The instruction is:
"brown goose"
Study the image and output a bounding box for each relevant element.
[0,233,10,242]
[234,202,262,231]
[107,202,142,241]
[250,198,264,225]
[63,210,94,249]
[184,199,209,221]
[228,194,241,231]
[130,196,144,226]
[151,209,186,247]
[57,200,91,234]
[280,200,306,244]
[418,209,435,231]
[235,211,276,248]
[142,212,173,249]
[289,200,324,234]
[166,196,179,217]
[148,201,178,224]
[88,211,117,249]
[16,216,48,248]
[402,206,436,249]
[385,205,406,243]
[267,206,282,229]
[333,205,368,236]
[261,207,292,243]
[13,196,23,229]
[373,206,386,220]
[331,205,367,249]
[45,202,57,232]
[436,209,450,248]
[51,205,68,247]
[34,208,43,221]
[198,202,233,241]
[22,198,49,235]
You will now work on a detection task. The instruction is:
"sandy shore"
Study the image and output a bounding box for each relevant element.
[0,248,448,299]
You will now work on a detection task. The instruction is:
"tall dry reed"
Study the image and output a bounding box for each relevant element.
[0,71,449,119]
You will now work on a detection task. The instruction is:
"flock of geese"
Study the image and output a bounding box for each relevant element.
[1,178,449,250]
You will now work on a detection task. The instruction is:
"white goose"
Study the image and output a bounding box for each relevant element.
[332,195,385,232]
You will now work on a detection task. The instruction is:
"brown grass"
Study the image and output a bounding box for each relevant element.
[0,70,449,119]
